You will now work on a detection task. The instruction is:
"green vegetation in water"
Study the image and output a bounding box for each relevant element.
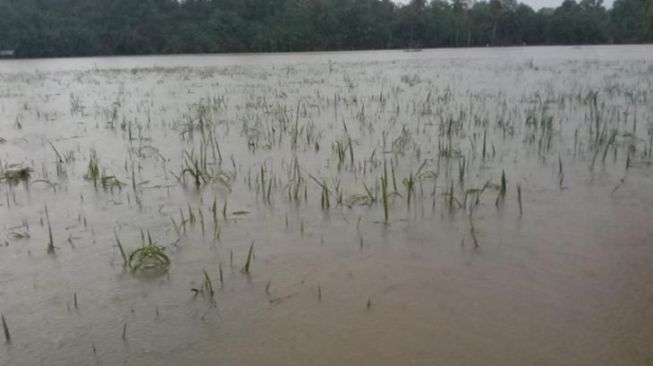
[404,173,415,208]
[517,184,523,217]
[1,41,652,366]
[0,166,32,186]
[241,241,254,274]
[128,233,170,273]
[469,210,480,248]
[180,151,208,187]
[310,175,331,211]
[445,182,461,213]
[85,151,123,191]
[2,314,10,343]
[45,204,55,254]
[114,231,128,267]
[100,175,123,191]
[265,279,272,295]
[85,151,100,188]
[202,270,215,298]
[381,161,389,223]
[495,170,507,207]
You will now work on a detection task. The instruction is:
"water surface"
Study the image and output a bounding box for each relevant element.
[1,46,652,365]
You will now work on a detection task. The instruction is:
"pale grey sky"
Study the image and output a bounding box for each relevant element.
[394,0,616,10]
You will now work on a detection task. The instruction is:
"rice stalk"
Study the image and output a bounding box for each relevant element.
[241,241,254,274]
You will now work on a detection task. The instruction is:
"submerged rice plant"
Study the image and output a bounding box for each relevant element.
[45,204,55,254]
[2,314,10,343]
[0,166,32,186]
[85,151,100,188]
[381,161,389,222]
[517,184,523,216]
[495,170,507,207]
[241,241,255,274]
[202,270,215,297]
[128,232,170,273]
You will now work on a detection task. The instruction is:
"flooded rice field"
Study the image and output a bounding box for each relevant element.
[1,45,652,365]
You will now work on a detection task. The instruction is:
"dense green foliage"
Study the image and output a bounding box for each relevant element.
[0,0,651,57]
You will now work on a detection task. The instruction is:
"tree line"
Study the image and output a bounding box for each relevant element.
[0,0,651,58]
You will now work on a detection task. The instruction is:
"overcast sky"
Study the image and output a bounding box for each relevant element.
[394,0,616,10]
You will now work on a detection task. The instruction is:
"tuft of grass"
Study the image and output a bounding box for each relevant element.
[482,129,487,160]
[2,314,10,343]
[241,241,254,274]
[0,167,32,186]
[390,163,398,193]
[495,170,507,207]
[445,182,461,212]
[469,210,479,248]
[558,156,565,188]
[202,270,215,297]
[176,150,232,189]
[128,233,170,273]
[403,173,415,208]
[517,184,523,216]
[100,175,123,191]
[381,161,389,222]
[45,204,55,254]
[458,157,466,184]
[84,151,123,191]
[310,175,330,211]
[114,230,128,267]
[335,141,347,170]
[85,151,100,188]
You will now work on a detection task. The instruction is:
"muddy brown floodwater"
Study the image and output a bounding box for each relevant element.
[1,45,652,365]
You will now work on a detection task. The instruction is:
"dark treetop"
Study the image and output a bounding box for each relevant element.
[0,0,651,58]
